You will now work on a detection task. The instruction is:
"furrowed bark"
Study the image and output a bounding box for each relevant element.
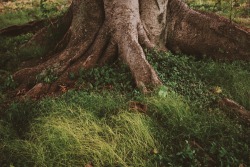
[103,0,161,91]
[13,0,104,96]
[140,0,169,50]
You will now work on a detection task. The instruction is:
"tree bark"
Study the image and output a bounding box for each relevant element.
[8,0,249,97]
[166,0,250,60]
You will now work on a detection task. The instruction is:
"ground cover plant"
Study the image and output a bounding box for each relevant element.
[0,88,249,166]
[0,0,250,166]
[0,0,69,29]
[1,50,250,166]
[186,0,250,28]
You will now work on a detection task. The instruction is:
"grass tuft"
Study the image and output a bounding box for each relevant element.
[1,91,249,166]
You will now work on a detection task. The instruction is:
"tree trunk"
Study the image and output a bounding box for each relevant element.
[11,0,249,97]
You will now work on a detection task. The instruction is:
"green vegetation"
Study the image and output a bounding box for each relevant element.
[187,0,250,27]
[74,64,134,92]
[36,68,59,84]
[0,1,70,72]
[0,0,249,166]
[147,50,250,110]
[0,10,40,29]
[0,34,47,72]
[0,90,249,166]
[1,50,249,166]
[0,0,68,29]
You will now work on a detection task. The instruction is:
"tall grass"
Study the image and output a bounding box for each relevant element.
[0,92,158,166]
[0,90,249,166]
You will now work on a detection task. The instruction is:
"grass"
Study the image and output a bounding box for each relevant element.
[0,0,69,29]
[0,9,40,29]
[198,60,250,110]
[0,92,158,166]
[0,1,249,166]
[0,0,71,72]
[0,90,249,166]
[187,0,250,28]
[0,34,46,72]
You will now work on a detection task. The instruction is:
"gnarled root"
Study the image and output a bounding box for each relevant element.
[13,0,162,98]
[219,98,250,125]
[167,0,250,60]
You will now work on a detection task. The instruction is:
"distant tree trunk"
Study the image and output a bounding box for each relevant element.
[10,0,249,97]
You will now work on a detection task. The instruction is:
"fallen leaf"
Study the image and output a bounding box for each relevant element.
[59,85,67,93]
[239,164,246,167]
[129,101,147,113]
[150,148,158,154]
[85,163,93,167]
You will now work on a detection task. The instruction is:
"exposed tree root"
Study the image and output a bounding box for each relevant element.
[167,0,250,60]
[0,6,72,38]
[6,0,249,98]
[12,0,162,98]
[0,19,50,37]
[189,140,216,165]
[219,98,250,125]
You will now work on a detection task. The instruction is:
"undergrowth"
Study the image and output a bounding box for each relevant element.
[147,50,250,110]
[187,0,250,28]
[0,34,46,72]
[0,48,249,166]
[0,9,41,29]
[0,0,68,29]
[0,90,249,166]
[0,1,69,72]
[0,2,249,166]
[73,63,135,93]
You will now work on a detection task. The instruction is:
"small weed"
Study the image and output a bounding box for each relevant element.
[40,0,68,18]
[36,68,58,84]
[176,140,198,165]
[3,75,17,89]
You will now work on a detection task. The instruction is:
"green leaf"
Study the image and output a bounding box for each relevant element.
[158,86,168,98]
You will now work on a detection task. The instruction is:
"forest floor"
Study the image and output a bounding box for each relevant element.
[0,1,250,166]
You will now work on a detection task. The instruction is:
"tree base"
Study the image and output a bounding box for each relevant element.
[0,0,248,97]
